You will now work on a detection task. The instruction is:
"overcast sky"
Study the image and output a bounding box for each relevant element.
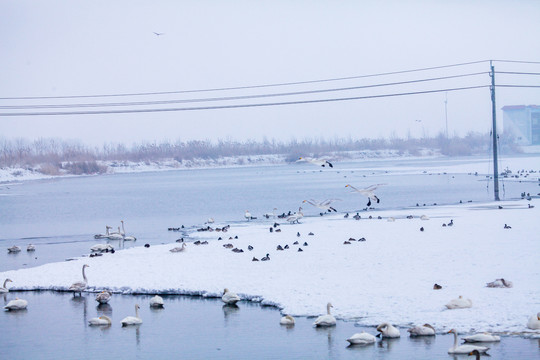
[1,0,539,146]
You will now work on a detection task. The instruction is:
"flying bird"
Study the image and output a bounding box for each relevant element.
[298,157,333,168]
[345,184,385,207]
[302,199,341,214]
[153,32,164,36]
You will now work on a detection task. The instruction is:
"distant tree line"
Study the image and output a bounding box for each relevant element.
[0,132,521,175]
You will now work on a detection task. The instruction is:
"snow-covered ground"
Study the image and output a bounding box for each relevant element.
[2,199,539,336]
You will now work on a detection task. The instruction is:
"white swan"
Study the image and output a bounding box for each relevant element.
[27,244,36,251]
[244,210,256,221]
[149,295,164,308]
[447,329,489,354]
[0,278,13,293]
[89,315,112,326]
[90,244,114,252]
[313,302,336,327]
[446,296,472,309]
[94,226,112,239]
[486,278,513,288]
[345,183,385,207]
[121,304,142,326]
[298,156,333,168]
[407,323,436,336]
[107,227,124,241]
[286,207,304,224]
[69,264,89,296]
[7,245,21,253]
[463,333,501,342]
[169,243,187,253]
[120,220,137,241]
[221,288,241,305]
[346,331,376,345]
[527,312,540,330]
[95,290,112,304]
[4,298,28,310]
[376,322,400,338]
[280,315,295,325]
[420,215,430,220]
[302,199,341,213]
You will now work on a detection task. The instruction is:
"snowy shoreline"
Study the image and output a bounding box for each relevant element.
[3,199,539,336]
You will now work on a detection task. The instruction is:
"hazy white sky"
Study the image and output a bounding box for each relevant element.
[1,0,539,146]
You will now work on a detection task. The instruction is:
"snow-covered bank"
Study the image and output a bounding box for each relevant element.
[2,200,539,335]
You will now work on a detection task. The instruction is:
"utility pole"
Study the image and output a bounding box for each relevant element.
[445,92,448,139]
[490,61,500,201]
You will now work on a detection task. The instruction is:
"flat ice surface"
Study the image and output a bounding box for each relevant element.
[2,199,539,335]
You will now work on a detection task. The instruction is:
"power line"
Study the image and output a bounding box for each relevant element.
[495,84,540,88]
[0,85,489,117]
[496,71,540,76]
[0,60,491,101]
[0,72,489,110]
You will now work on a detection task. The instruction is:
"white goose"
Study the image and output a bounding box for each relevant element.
[376,322,400,338]
[286,207,304,224]
[169,243,187,253]
[221,288,241,305]
[302,199,341,213]
[445,296,472,309]
[149,295,164,308]
[345,183,385,207]
[463,333,501,343]
[280,315,295,325]
[527,312,540,330]
[69,264,89,296]
[313,302,336,327]
[120,220,137,241]
[407,323,436,336]
[121,304,142,326]
[4,298,28,310]
[447,329,489,354]
[298,156,333,168]
[1,278,13,293]
[95,290,112,304]
[346,331,376,345]
[89,315,112,326]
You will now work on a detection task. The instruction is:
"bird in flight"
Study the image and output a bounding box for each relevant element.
[153,32,164,36]
[298,157,333,168]
[345,184,385,207]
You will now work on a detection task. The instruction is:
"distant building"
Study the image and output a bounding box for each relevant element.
[502,105,540,145]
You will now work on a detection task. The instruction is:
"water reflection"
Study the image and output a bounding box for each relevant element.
[70,294,88,325]
[222,304,240,324]
[96,303,113,316]
[409,335,436,347]
[377,337,400,351]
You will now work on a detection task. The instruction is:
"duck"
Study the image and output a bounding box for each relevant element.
[527,312,540,330]
[4,298,28,310]
[345,183,385,207]
[376,322,400,338]
[95,290,112,304]
[407,323,436,336]
[462,333,501,343]
[69,264,89,296]
[433,283,442,290]
[261,253,270,261]
[221,288,241,305]
[298,156,333,168]
[486,278,513,288]
[447,329,489,354]
[313,302,336,327]
[280,315,295,325]
[7,245,21,253]
[121,304,142,326]
[445,296,472,309]
[149,295,164,308]
[169,243,187,253]
[1,278,13,293]
[346,331,376,345]
[88,315,112,326]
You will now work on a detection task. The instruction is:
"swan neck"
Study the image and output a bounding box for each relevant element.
[327,304,332,315]
[135,305,139,318]
[3,279,7,288]
[453,331,458,348]
[82,266,88,283]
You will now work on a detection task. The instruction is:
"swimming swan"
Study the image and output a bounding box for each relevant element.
[7,245,21,253]
[376,322,400,338]
[89,315,112,326]
[345,184,385,207]
[120,220,137,241]
[346,331,376,345]
[447,329,489,354]
[4,298,28,310]
[95,290,112,304]
[94,226,112,239]
[150,295,164,308]
[69,264,89,296]
[121,304,142,326]
[221,288,241,305]
[407,323,435,336]
[90,244,114,252]
[462,333,501,342]
[280,315,295,325]
[445,296,472,309]
[527,312,540,330]
[313,302,336,327]
[0,278,13,293]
